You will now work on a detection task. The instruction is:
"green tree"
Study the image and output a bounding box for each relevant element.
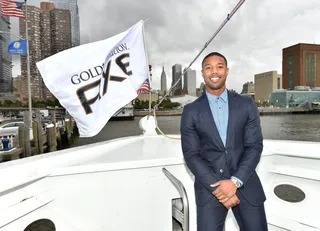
[3,100,14,107]
[13,101,22,107]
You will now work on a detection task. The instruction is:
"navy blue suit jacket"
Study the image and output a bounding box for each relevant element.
[180,90,266,207]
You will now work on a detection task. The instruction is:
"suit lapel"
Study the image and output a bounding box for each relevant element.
[226,90,236,148]
[201,94,225,149]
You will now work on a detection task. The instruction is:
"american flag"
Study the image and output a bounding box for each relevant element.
[1,0,25,18]
[137,79,150,95]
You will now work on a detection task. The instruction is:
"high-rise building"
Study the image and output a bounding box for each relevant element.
[51,0,80,47]
[19,5,42,101]
[254,71,282,103]
[282,43,320,90]
[0,13,12,93]
[172,64,182,95]
[50,8,72,53]
[160,65,167,95]
[39,2,72,99]
[19,3,71,102]
[40,2,71,55]
[41,3,54,59]
[183,68,197,96]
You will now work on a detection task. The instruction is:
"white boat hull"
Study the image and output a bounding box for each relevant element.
[0,135,319,231]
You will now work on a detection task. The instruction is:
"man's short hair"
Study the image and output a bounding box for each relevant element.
[202,52,228,68]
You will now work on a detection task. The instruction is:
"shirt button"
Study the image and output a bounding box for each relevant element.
[220,169,223,173]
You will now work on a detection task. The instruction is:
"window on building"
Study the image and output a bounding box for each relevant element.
[313,53,317,87]
[306,53,309,86]
[277,77,280,89]
[306,53,317,87]
[288,56,293,89]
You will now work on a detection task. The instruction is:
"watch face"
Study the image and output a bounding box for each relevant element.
[232,179,240,187]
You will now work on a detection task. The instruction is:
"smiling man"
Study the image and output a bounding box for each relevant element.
[180,52,268,231]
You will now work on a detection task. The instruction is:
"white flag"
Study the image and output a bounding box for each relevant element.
[36,20,149,137]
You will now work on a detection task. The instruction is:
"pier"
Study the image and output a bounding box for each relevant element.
[0,109,78,163]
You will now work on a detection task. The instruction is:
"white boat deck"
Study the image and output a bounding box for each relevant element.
[0,135,319,230]
[76,135,183,165]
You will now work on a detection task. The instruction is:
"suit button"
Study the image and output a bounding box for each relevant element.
[220,169,223,173]
[225,150,228,154]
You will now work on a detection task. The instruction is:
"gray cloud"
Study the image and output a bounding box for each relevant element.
[11,0,320,93]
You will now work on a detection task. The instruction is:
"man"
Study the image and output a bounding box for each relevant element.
[180,52,268,231]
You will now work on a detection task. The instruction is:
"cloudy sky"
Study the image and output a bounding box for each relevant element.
[10,0,320,93]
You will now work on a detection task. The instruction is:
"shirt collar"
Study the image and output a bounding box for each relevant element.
[205,88,228,103]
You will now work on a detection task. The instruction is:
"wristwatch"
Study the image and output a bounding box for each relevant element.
[231,178,241,188]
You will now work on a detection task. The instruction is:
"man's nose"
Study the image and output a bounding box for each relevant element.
[211,67,219,74]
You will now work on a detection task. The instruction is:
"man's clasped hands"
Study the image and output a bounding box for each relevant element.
[211,180,240,209]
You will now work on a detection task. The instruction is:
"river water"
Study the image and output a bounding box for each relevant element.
[72,114,320,147]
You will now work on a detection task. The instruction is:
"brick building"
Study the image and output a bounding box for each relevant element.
[19,2,71,102]
[282,43,320,90]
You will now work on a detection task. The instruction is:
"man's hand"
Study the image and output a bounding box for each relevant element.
[221,194,240,209]
[211,179,237,202]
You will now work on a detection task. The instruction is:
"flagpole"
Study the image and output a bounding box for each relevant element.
[141,20,152,116]
[25,0,32,125]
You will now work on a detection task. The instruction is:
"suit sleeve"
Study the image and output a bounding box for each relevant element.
[180,105,220,193]
[232,98,263,186]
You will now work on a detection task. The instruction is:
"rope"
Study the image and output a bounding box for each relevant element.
[153,109,181,140]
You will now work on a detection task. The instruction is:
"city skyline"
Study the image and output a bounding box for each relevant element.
[19,2,72,101]
[6,0,320,93]
[51,0,80,47]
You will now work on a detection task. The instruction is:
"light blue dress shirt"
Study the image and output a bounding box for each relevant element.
[205,89,243,187]
[206,89,229,147]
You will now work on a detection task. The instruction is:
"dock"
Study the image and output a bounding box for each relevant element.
[0,109,78,163]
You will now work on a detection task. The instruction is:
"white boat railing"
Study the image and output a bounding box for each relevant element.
[163,167,189,231]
